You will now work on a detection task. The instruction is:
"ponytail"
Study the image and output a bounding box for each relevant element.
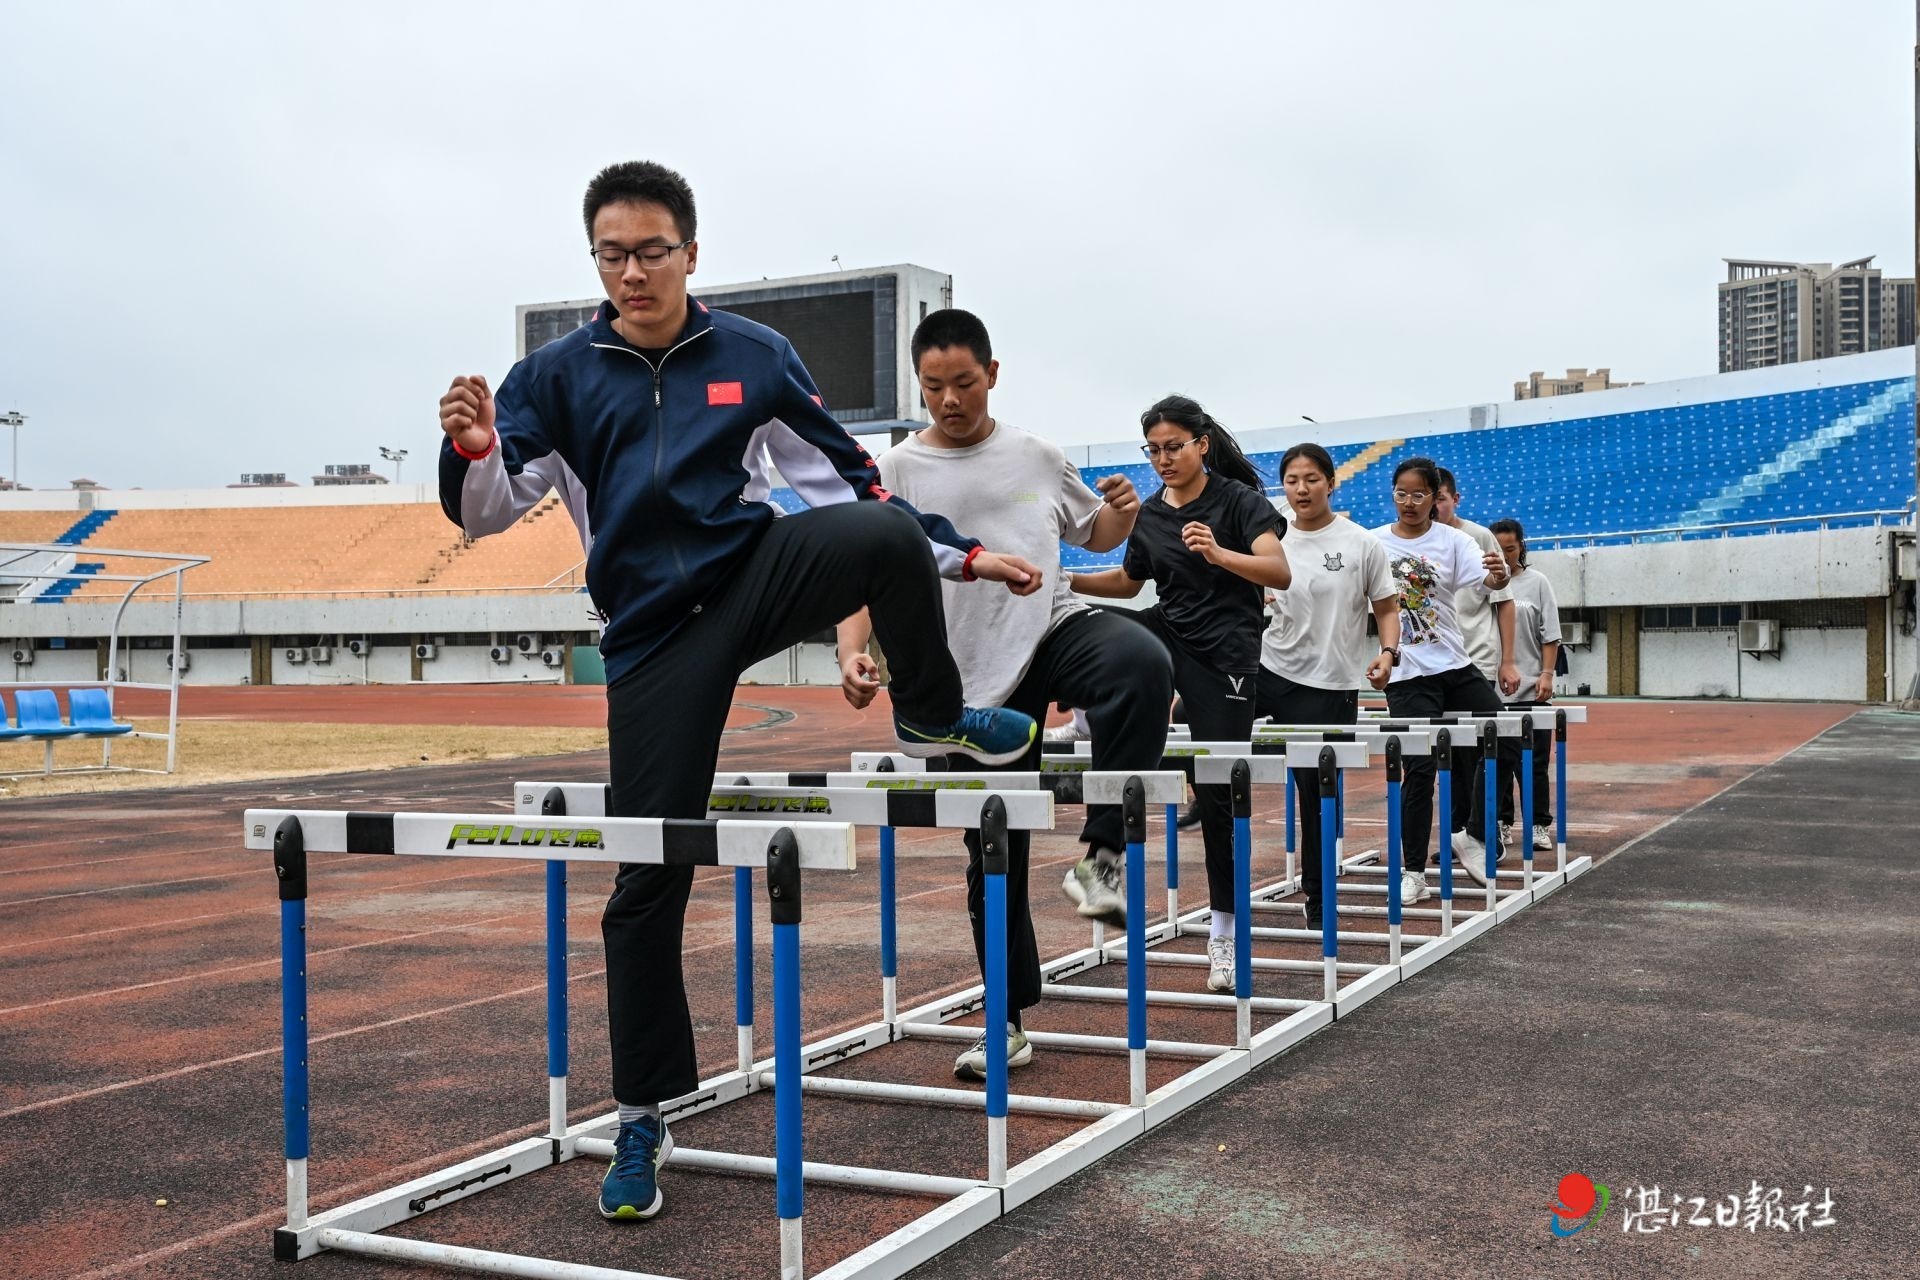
[1141,394,1265,491]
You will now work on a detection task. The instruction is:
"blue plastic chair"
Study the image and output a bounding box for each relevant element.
[14,689,85,738]
[68,688,133,736]
[0,692,29,740]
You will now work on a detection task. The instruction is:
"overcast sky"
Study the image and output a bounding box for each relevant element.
[1,2,1911,492]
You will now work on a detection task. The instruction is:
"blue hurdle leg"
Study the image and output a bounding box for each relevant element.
[1233,811,1252,1048]
[1320,792,1338,1003]
[1386,774,1404,964]
[1483,747,1499,909]
[272,818,310,1253]
[1284,769,1296,881]
[1126,831,1146,1107]
[984,852,1009,1183]
[735,866,754,1073]
[546,860,569,1140]
[1556,719,1569,872]
[879,825,897,1023]
[1436,763,1455,934]
[1164,803,1180,921]
[773,919,801,1273]
[1521,742,1537,889]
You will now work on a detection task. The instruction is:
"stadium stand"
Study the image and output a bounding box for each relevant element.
[0,502,584,599]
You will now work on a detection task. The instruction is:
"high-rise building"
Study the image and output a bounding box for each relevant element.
[1718,257,1902,371]
[1514,367,1640,400]
[1884,277,1917,349]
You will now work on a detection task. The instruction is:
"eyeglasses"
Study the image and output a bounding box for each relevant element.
[1140,440,1197,459]
[591,240,693,273]
[1392,489,1433,504]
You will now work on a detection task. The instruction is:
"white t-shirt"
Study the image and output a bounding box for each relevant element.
[1448,516,1505,680]
[1370,521,1506,682]
[1259,515,1395,690]
[878,422,1102,706]
[1502,566,1563,701]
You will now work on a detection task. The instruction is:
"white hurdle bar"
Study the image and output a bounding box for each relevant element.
[254,805,855,1280]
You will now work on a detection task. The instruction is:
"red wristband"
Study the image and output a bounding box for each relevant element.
[450,431,497,461]
[961,545,984,582]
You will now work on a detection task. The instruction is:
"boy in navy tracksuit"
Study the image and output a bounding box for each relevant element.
[437,161,1041,1221]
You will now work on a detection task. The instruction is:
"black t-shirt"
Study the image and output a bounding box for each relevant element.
[1123,475,1285,671]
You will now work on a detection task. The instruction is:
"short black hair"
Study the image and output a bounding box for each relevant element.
[1489,518,1527,565]
[1436,466,1460,497]
[911,309,992,371]
[583,161,697,243]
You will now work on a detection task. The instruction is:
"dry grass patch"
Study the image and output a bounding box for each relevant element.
[0,718,607,798]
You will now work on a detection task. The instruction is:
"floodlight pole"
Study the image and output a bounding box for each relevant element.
[379,445,409,487]
[1,410,24,491]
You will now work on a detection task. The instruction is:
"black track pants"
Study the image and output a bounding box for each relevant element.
[603,503,966,1105]
[1384,663,1503,873]
[959,608,1174,1011]
[1253,668,1358,905]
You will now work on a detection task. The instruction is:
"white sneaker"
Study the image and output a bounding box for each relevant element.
[1455,830,1492,887]
[1062,852,1126,927]
[1399,871,1429,904]
[954,1025,1033,1081]
[1499,822,1514,850]
[1206,936,1235,992]
[1532,823,1554,851]
[1042,720,1089,744]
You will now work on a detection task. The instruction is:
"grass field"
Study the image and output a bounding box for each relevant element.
[0,717,607,797]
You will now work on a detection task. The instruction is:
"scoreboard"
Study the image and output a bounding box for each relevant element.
[516,264,952,432]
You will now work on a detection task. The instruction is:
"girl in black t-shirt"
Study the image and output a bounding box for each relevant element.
[1069,394,1290,993]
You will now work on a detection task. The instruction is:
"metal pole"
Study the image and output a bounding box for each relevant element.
[1164,802,1179,923]
[877,757,897,1024]
[1123,776,1147,1108]
[1481,720,1499,913]
[539,790,570,1143]
[1520,714,1537,892]
[1318,748,1339,1004]
[766,828,804,1280]
[1385,736,1404,966]
[1555,710,1569,873]
[1435,729,1454,936]
[735,867,754,1074]
[1230,760,1252,1049]
[1284,768,1296,885]
[980,797,1009,1186]
[274,818,310,1246]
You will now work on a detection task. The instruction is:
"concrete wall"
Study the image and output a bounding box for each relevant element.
[1635,626,1867,701]
[1563,632,1609,696]
[1533,526,1892,610]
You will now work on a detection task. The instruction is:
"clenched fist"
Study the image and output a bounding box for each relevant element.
[440,375,495,456]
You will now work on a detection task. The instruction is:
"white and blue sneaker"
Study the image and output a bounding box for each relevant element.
[895,706,1037,766]
[598,1115,673,1221]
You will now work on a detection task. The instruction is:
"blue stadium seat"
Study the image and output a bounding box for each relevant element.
[7,689,85,738]
[68,688,133,736]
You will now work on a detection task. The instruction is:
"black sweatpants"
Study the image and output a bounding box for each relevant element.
[961,608,1174,1012]
[1384,663,1503,873]
[1110,608,1256,913]
[603,502,966,1105]
[1496,699,1554,826]
[1253,668,1358,907]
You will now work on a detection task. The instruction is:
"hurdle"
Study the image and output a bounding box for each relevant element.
[249,805,858,1279]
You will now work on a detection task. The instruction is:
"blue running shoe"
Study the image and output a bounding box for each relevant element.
[895,706,1037,766]
[598,1115,673,1221]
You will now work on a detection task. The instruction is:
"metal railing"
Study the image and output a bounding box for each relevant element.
[1532,504,1914,550]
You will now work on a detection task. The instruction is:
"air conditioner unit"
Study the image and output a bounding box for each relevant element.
[516,633,540,654]
[540,647,565,668]
[415,643,438,660]
[309,645,333,664]
[10,644,31,665]
[285,647,307,665]
[1737,619,1781,654]
[1560,621,1590,648]
[346,638,369,657]
[167,651,190,672]
[489,645,514,663]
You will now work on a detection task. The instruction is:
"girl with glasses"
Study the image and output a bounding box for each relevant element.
[1258,443,1401,932]
[1371,457,1513,906]
[1069,394,1290,993]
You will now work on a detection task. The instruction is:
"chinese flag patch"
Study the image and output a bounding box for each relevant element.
[708,381,743,405]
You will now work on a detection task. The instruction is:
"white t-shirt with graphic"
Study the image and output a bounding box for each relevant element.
[879,422,1102,706]
[1370,521,1509,682]
[1259,515,1395,690]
